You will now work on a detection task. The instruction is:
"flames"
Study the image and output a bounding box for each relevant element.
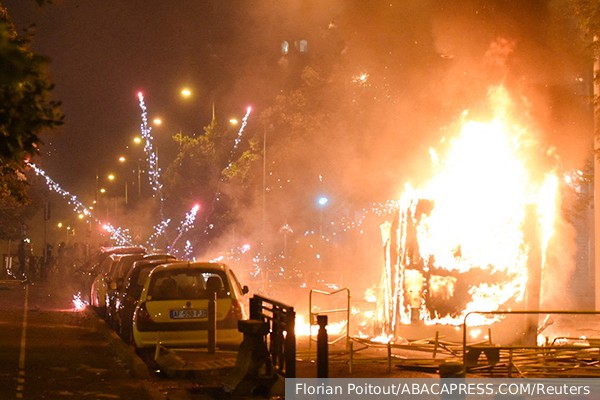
[379,86,559,334]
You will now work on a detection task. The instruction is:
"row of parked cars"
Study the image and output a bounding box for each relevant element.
[84,246,249,350]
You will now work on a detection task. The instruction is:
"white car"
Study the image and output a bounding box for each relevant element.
[132,261,249,349]
[89,254,125,312]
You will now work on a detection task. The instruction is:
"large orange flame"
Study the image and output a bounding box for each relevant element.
[380,86,559,332]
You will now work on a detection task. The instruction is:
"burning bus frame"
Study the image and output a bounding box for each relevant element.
[379,197,545,342]
[344,198,600,377]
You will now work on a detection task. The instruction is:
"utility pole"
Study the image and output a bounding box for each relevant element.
[594,36,600,309]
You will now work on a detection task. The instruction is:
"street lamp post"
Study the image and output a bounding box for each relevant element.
[262,124,267,245]
[132,136,143,197]
[317,196,329,269]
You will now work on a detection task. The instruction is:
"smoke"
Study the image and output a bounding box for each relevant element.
[174,1,592,306]
[6,1,593,309]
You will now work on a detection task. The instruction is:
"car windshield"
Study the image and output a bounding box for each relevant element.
[148,269,230,300]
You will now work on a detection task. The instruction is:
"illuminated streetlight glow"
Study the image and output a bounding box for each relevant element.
[118,156,126,163]
[153,118,162,126]
[133,136,142,145]
[107,174,115,181]
[318,196,329,206]
[180,88,192,98]
[229,118,238,125]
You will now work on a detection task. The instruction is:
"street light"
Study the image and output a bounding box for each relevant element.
[316,195,329,267]
[180,88,192,98]
[131,137,143,197]
[118,156,132,205]
[317,196,329,207]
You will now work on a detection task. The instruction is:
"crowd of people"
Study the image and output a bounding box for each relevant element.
[8,239,89,281]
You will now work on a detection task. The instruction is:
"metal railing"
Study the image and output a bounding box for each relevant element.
[308,287,351,358]
[462,310,600,377]
[250,294,296,378]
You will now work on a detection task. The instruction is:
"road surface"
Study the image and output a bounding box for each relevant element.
[0,278,161,400]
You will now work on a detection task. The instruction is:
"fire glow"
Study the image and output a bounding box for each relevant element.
[72,292,87,311]
[379,86,559,334]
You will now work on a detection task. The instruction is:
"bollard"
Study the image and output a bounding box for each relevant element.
[208,291,216,353]
[224,319,272,395]
[316,315,328,378]
[285,308,296,378]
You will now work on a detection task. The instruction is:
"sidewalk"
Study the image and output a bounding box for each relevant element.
[132,337,439,400]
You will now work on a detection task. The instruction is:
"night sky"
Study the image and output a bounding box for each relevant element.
[3,1,284,194]
[2,0,593,205]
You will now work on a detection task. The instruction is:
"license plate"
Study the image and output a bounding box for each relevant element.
[170,308,207,319]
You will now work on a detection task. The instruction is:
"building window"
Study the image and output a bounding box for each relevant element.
[297,39,308,53]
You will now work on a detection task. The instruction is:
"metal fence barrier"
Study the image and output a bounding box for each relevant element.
[250,294,296,378]
[463,310,600,377]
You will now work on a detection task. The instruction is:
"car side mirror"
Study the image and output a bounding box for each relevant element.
[242,285,249,295]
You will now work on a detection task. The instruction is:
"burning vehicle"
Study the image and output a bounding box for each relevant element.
[373,85,561,344]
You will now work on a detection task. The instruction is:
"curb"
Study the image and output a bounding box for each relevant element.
[84,307,166,400]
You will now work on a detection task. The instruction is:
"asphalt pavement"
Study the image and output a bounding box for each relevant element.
[1,272,441,400]
[0,276,165,400]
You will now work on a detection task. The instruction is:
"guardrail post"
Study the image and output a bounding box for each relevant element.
[208,291,216,353]
[317,314,328,378]
[249,296,261,320]
[285,308,296,377]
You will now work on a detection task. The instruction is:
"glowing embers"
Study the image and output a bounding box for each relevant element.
[381,86,559,330]
[72,292,87,311]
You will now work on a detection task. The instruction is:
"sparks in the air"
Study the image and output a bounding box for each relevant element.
[72,292,87,311]
[27,162,93,217]
[224,106,252,172]
[28,162,134,245]
[183,240,194,260]
[102,222,134,245]
[137,92,164,205]
[170,204,201,252]
[147,219,171,249]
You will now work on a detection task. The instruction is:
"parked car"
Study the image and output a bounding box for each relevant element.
[105,253,149,326]
[113,254,177,342]
[90,254,123,313]
[132,261,249,349]
[78,245,146,302]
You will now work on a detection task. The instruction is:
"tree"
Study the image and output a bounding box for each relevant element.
[162,112,260,253]
[0,4,63,205]
[569,0,600,126]
[0,2,62,241]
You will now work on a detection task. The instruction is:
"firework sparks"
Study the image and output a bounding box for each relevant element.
[28,162,133,245]
[137,93,165,211]
[170,204,201,253]
[27,162,93,217]
[72,292,87,311]
[146,219,171,249]
[102,223,134,246]
[224,106,252,172]
[183,240,193,260]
